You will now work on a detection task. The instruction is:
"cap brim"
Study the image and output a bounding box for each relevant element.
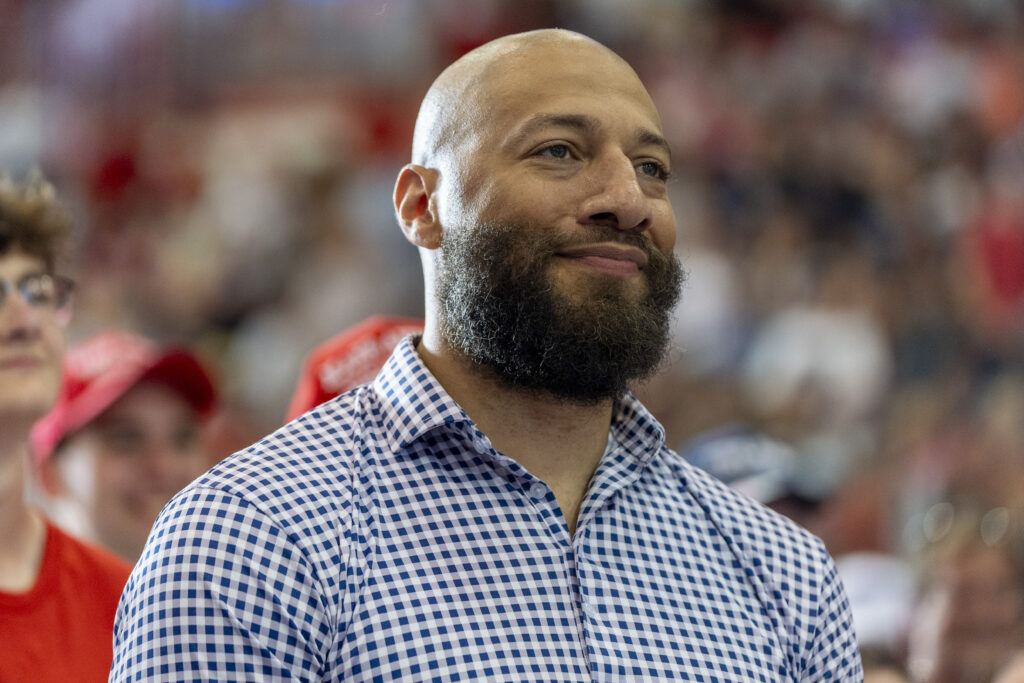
[31,347,217,463]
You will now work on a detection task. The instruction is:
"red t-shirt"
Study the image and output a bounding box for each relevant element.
[0,521,132,683]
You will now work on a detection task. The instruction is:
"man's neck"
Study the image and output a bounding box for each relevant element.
[0,419,48,593]
[416,333,614,536]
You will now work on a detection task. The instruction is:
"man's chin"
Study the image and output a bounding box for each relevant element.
[438,218,681,402]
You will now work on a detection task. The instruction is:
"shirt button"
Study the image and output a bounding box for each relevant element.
[528,482,548,500]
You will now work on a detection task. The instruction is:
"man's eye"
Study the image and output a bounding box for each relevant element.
[21,275,57,305]
[103,431,144,453]
[538,144,571,159]
[638,160,669,180]
[172,427,200,453]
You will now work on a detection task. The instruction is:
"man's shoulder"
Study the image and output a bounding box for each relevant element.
[135,387,388,588]
[201,385,383,496]
[194,337,457,506]
[145,347,465,565]
[615,395,824,558]
[656,450,861,679]
[663,449,830,562]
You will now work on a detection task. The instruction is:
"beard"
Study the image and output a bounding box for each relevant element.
[437,219,684,404]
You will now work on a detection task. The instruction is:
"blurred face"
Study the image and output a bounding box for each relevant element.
[0,251,66,423]
[435,40,682,400]
[907,545,1024,683]
[50,381,207,561]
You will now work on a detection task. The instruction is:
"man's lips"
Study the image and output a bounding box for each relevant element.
[0,354,44,370]
[556,243,649,277]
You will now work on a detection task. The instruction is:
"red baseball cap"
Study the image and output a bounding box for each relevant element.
[285,315,423,422]
[31,330,217,463]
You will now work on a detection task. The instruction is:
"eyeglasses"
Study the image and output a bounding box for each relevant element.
[0,273,75,312]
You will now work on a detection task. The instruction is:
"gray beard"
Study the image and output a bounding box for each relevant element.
[437,220,684,404]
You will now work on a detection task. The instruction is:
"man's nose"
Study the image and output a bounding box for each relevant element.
[0,289,43,340]
[137,448,187,499]
[577,154,651,233]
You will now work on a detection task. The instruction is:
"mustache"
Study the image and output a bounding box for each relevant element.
[541,226,666,262]
[455,219,676,276]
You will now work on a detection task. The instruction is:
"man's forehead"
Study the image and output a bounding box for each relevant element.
[480,41,641,94]
[413,30,660,166]
[0,250,46,276]
[480,40,657,114]
[487,85,664,149]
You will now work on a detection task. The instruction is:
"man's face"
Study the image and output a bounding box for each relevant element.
[434,42,682,401]
[0,251,66,421]
[50,381,207,561]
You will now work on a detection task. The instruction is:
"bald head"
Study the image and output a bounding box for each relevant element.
[411,30,649,169]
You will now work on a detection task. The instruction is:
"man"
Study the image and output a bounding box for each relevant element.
[0,173,132,682]
[112,30,862,680]
[32,329,217,562]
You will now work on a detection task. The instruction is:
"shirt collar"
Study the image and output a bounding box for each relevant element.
[372,336,473,453]
[373,335,667,464]
[609,390,667,466]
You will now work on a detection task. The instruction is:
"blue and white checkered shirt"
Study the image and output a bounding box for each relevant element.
[111,337,862,681]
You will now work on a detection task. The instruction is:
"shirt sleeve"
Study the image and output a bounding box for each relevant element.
[110,486,334,682]
[799,555,864,681]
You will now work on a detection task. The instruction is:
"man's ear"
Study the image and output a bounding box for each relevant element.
[36,453,66,497]
[394,164,442,250]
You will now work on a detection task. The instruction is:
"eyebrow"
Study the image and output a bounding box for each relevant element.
[507,113,672,162]
[636,128,673,164]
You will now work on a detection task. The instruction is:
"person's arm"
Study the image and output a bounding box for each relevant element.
[110,487,334,682]
[798,556,864,681]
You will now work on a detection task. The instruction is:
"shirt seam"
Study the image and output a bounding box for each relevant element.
[183,480,345,647]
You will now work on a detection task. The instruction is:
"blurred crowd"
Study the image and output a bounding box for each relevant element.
[3,0,1024,678]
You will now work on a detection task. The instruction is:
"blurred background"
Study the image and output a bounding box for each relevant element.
[3,0,1024,676]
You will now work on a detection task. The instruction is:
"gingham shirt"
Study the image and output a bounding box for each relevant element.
[111,337,862,682]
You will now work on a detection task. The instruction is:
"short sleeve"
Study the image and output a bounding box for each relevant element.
[110,487,334,682]
[799,555,864,681]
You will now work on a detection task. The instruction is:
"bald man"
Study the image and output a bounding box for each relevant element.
[111,31,862,681]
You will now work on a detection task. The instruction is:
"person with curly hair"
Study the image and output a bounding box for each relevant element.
[0,171,132,682]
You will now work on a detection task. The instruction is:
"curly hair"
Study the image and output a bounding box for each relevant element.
[0,170,72,272]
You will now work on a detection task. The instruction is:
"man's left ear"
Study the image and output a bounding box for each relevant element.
[394,165,442,250]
